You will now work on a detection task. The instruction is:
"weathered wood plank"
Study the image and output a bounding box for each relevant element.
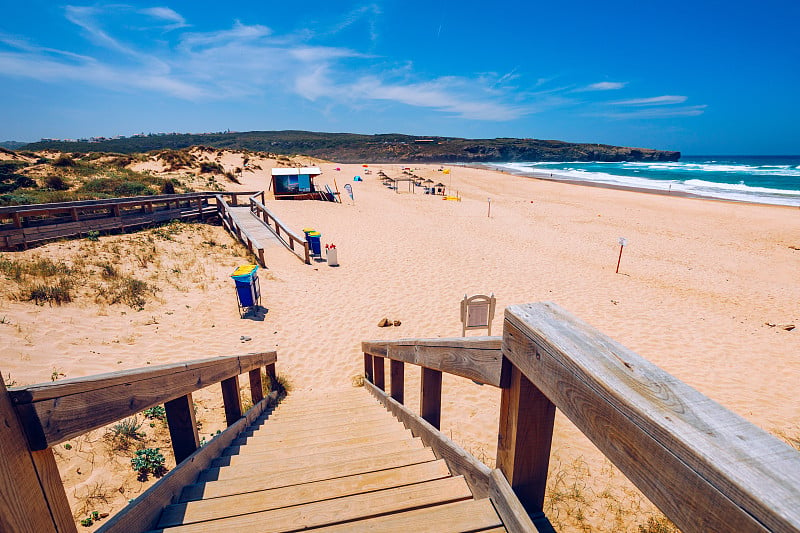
[181,448,438,501]
[248,409,392,434]
[496,361,555,513]
[150,476,472,533]
[362,337,503,386]
[10,353,276,449]
[247,368,263,404]
[10,352,276,403]
[364,380,492,498]
[504,302,800,533]
[232,422,411,450]
[488,468,543,533]
[0,378,59,533]
[211,438,423,470]
[159,460,452,527]
[390,359,405,404]
[220,376,241,426]
[225,429,415,458]
[164,393,199,465]
[29,448,77,533]
[373,356,385,390]
[309,499,504,533]
[420,367,442,429]
[364,353,373,383]
[96,396,273,533]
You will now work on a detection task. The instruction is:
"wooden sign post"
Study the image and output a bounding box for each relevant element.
[616,237,627,274]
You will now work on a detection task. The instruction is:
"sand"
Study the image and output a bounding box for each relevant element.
[2,159,799,530]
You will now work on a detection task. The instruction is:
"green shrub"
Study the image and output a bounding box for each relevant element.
[143,405,166,420]
[199,161,224,174]
[44,175,70,190]
[114,181,154,197]
[106,417,144,450]
[52,155,76,167]
[21,278,73,305]
[131,448,167,480]
[160,179,176,194]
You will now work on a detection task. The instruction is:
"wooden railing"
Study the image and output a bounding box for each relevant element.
[249,195,310,264]
[0,192,256,251]
[215,194,266,266]
[362,302,800,533]
[0,352,278,533]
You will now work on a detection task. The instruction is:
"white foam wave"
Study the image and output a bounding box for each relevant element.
[490,163,800,206]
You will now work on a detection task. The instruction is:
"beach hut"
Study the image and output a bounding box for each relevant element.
[270,167,322,200]
[434,182,446,195]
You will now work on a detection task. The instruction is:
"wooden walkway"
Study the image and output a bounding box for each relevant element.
[148,388,505,532]
[227,206,282,247]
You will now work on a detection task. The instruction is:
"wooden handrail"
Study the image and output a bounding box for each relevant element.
[1,352,279,533]
[10,352,276,450]
[249,197,310,264]
[361,303,800,532]
[362,337,503,386]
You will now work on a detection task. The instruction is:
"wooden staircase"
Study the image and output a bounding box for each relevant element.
[149,387,506,532]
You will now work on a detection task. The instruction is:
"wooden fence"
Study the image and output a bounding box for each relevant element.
[0,352,278,533]
[362,302,800,532]
[0,192,256,251]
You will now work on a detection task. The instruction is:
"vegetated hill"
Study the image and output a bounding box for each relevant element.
[0,141,28,150]
[24,131,680,162]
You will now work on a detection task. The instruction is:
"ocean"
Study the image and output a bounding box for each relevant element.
[487,156,800,207]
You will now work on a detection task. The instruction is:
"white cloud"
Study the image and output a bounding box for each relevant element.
[613,95,688,106]
[139,7,189,31]
[593,105,707,119]
[579,81,627,91]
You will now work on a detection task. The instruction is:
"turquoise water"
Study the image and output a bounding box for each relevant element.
[490,156,800,206]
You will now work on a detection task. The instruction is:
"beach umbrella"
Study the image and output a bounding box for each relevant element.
[334,167,341,171]
[362,164,369,167]
[424,179,434,184]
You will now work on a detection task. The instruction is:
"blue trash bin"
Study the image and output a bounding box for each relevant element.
[231,264,260,316]
[307,231,322,256]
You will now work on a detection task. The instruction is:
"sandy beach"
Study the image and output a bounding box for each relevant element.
[2,158,798,530]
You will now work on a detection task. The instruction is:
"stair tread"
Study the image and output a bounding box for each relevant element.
[158,460,452,527]
[153,476,472,533]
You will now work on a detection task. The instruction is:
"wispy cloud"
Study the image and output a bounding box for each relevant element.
[578,81,627,91]
[139,7,189,31]
[613,95,688,106]
[0,5,701,124]
[592,105,707,119]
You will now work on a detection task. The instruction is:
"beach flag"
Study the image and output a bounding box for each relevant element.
[443,168,450,174]
[344,183,354,201]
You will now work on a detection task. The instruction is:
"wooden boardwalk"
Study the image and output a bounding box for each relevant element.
[227,206,282,247]
[148,387,505,532]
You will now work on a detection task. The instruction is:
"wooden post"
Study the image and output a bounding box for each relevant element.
[164,393,200,464]
[257,248,265,267]
[420,367,443,429]
[249,368,264,405]
[304,242,311,264]
[373,356,385,391]
[221,376,242,426]
[1,375,73,533]
[390,360,404,404]
[12,212,22,228]
[70,208,79,222]
[196,198,204,221]
[496,361,556,513]
[364,353,373,383]
[113,205,121,218]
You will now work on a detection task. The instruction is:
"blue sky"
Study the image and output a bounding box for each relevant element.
[1,1,798,154]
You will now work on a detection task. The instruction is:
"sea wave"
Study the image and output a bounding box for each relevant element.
[489,161,800,206]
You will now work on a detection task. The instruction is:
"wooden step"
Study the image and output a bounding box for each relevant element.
[181,448,438,501]
[237,416,406,446]
[152,476,472,533]
[249,409,391,434]
[212,437,424,469]
[158,460,452,528]
[224,425,413,457]
[232,421,411,449]
[264,403,389,423]
[202,439,425,481]
[309,499,505,532]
